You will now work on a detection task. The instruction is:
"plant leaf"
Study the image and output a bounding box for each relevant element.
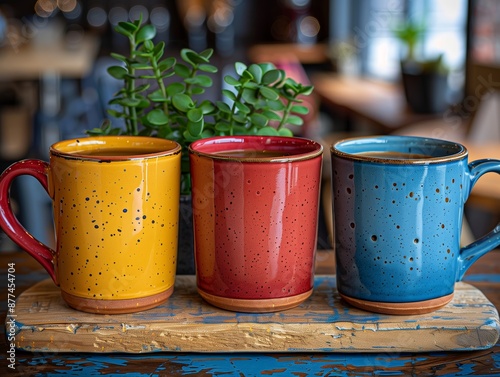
[215,122,231,132]
[259,86,279,101]
[233,113,247,124]
[235,62,247,76]
[183,129,202,142]
[143,40,154,52]
[172,93,194,112]
[152,41,165,60]
[259,62,277,74]
[175,64,191,78]
[291,105,310,115]
[106,109,126,118]
[136,97,150,108]
[235,101,251,114]
[119,98,143,107]
[115,21,137,36]
[199,64,218,73]
[110,53,127,63]
[131,63,152,70]
[224,75,241,87]
[187,108,203,123]
[136,24,156,43]
[216,101,231,114]
[299,85,314,96]
[187,119,204,136]
[199,48,214,60]
[248,64,263,84]
[222,89,236,101]
[257,126,279,136]
[185,75,213,87]
[140,89,153,99]
[285,115,304,126]
[262,110,281,121]
[107,66,128,79]
[201,129,215,138]
[191,87,205,95]
[241,88,258,104]
[181,49,209,65]
[146,109,169,125]
[148,89,168,102]
[250,113,268,127]
[199,100,216,114]
[262,69,283,85]
[267,100,286,111]
[278,127,294,136]
[158,57,176,72]
[166,82,185,96]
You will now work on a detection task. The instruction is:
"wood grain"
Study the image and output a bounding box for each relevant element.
[12,276,499,354]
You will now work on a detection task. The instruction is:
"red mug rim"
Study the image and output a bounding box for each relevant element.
[189,136,323,163]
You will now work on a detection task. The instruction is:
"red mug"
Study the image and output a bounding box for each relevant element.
[189,136,323,312]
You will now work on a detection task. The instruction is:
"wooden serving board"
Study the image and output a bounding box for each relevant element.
[10,276,500,353]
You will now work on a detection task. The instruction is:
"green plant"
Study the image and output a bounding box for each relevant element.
[392,20,447,74]
[393,20,424,62]
[88,17,314,194]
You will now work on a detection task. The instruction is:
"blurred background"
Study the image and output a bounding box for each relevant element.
[0,0,499,251]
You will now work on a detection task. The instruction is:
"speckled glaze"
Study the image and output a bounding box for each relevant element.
[189,136,323,312]
[331,135,500,314]
[0,136,181,314]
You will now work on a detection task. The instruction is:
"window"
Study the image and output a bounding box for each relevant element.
[357,0,468,81]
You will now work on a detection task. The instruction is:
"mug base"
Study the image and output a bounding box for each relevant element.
[339,292,454,315]
[198,288,313,313]
[61,286,174,314]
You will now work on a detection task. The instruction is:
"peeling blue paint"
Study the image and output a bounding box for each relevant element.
[16,349,500,377]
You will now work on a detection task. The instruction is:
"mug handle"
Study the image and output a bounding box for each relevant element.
[457,158,500,281]
[0,159,57,284]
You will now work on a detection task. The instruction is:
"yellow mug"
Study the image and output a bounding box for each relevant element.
[0,136,181,314]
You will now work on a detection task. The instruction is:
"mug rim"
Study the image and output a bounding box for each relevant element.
[50,136,182,161]
[331,135,468,164]
[188,135,323,163]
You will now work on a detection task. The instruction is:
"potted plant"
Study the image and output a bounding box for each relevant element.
[393,20,449,114]
[87,17,314,274]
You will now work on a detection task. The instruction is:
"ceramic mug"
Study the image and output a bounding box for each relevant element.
[331,135,500,315]
[189,136,323,312]
[0,136,181,314]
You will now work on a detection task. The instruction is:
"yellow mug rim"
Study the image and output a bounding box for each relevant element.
[50,136,182,161]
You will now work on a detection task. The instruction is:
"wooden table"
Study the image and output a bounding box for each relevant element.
[0,32,100,121]
[0,34,99,81]
[1,249,499,376]
[461,143,500,211]
[311,73,441,133]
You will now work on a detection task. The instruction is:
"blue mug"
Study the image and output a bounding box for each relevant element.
[331,135,500,315]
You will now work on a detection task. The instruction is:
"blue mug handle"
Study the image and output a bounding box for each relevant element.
[457,158,500,280]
